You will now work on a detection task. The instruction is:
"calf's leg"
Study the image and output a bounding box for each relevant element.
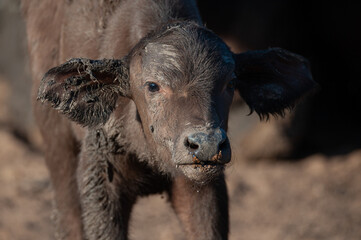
[77,129,134,240]
[170,175,229,240]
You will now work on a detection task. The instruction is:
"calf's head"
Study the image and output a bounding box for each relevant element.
[38,22,315,184]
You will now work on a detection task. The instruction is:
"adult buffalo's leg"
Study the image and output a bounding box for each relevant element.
[170,175,229,240]
[40,110,84,240]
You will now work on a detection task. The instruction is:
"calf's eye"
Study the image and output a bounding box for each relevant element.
[147,82,160,92]
[227,79,236,90]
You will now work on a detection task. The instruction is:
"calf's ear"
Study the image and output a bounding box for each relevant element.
[38,58,130,127]
[234,48,316,118]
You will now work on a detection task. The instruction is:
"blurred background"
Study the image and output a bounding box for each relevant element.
[0,0,360,239]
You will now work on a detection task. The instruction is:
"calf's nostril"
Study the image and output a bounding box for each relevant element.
[184,137,199,151]
[189,142,199,150]
[218,138,227,151]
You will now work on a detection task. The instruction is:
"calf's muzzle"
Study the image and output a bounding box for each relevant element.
[184,128,231,164]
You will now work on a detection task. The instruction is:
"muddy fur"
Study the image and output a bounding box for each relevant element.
[23,0,316,239]
[77,128,128,239]
[38,58,130,127]
[77,127,170,239]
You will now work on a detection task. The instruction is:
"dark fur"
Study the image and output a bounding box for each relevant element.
[22,0,316,239]
[234,48,316,119]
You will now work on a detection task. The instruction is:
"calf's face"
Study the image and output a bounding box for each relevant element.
[38,22,315,183]
[129,27,235,182]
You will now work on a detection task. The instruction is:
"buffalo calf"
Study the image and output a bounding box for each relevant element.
[22,0,316,239]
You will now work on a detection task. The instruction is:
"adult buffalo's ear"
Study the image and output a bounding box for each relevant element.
[234,48,317,118]
[38,58,130,127]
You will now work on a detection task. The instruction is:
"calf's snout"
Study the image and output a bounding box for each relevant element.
[184,128,231,164]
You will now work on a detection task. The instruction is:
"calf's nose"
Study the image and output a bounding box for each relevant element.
[184,128,231,164]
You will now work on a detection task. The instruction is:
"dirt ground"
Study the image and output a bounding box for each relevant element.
[1,79,361,240]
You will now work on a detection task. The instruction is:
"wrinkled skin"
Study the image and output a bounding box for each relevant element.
[24,0,316,239]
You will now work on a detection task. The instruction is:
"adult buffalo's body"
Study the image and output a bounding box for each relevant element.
[22,0,315,239]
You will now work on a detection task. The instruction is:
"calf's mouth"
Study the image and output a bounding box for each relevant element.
[177,151,226,169]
